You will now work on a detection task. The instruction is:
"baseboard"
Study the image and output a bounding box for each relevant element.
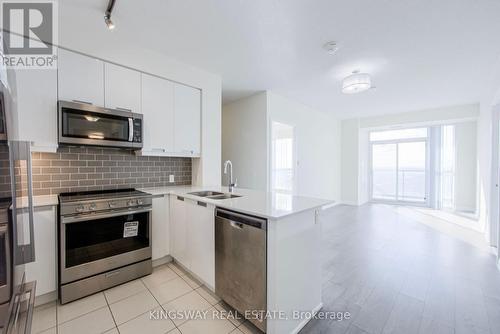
[172,258,214,291]
[34,291,57,307]
[339,201,359,206]
[321,202,340,210]
[291,303,323,334]
[152,255,173,267]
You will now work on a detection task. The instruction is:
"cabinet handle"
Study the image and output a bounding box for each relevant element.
[152,148,166,152]
[72,99,92,105]
[116,107,132,112]
[177,196,184,201]
[197,201,206,207]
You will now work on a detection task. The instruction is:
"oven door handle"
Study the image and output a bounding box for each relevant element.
[61,207,152,224]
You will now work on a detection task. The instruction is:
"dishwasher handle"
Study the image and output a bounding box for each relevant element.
[215,208,267,230]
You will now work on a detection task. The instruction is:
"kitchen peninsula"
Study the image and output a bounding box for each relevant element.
[140,185,333,334]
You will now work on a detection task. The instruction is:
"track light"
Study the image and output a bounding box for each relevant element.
[104,15,115,30]
[104,0,116,30]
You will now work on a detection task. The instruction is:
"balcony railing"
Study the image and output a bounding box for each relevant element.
[372,168,426,202]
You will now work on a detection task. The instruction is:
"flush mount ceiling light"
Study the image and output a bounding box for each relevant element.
[342,70,372,94]
[104,0,116,30]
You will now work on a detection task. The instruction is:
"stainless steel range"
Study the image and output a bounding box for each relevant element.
[58,189,153,304]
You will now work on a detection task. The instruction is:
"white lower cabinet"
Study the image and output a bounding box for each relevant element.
[169,195,215,287]
[188,200,215,288]
[24,206,57,297]
[170,195,190,268]
[152,195,170,261]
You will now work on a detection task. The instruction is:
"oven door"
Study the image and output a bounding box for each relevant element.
[60,208,151,284]
[58,100,142,149]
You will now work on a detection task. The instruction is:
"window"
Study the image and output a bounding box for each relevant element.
[370,127,428,203]
[271,122,295,193]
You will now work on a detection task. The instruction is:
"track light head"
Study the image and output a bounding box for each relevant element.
[104,14,115,30]
[104,0,116,30]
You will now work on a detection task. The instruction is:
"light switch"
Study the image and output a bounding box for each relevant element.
[169,175,175,183]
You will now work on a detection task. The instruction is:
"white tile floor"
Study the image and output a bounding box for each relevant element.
[32,262,262,334]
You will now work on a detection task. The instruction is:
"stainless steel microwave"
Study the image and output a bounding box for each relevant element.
[58,101,143,149]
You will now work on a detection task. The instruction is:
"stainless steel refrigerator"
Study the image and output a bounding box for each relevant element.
[0,61,37,333]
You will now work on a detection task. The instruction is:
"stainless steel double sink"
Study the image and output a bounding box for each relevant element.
[188,191,242,200]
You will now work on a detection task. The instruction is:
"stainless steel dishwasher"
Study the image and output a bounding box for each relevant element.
[215,208,267,332]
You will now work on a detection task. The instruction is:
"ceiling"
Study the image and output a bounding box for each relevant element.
[59,0,500,118]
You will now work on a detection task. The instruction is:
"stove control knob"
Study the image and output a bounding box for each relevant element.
[76,205,85,213]
[128,200,137,206]
[89,203,97,211]
[109,202,117,208]
[137,199,143,205]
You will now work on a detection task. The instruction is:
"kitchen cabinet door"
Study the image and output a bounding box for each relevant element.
[152,195,170,261]
[57,48,104,106]
[188,200,215,288]
[24,206,57,297]
[141,74,175,154]
[14,68,58,152]
[104,63,141,113]
[169,195,190,268]
[174,84,201,156]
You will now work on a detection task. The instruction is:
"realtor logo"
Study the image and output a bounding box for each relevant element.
[0,0,57,68]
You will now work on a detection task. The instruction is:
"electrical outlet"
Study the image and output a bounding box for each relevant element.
[169,175,175,183]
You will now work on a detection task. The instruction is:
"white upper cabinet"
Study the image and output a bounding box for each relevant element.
[104,63,141,113]
[141,74,175,153]
[57,48,104,106]
[14,68,58,152]
[174,84,201,156]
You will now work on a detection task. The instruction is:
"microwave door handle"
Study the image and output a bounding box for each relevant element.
[128,118,133,142]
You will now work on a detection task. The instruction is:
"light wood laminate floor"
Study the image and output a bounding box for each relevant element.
[300,204,500,334]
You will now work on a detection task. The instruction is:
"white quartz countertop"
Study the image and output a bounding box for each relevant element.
[24,186,334,219]
[138,185,334,219]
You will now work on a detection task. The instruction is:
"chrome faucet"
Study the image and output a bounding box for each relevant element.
[223,160,237,193]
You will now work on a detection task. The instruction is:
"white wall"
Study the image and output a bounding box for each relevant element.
[222,93,268,190]
[358,129,370,205]
[221,91,341,201]
[476,55,500,246]
[358,104,479,128]
[340,119,360,205]
[58,7,222,187]
[267,92,340,201]
[454,122,478,212]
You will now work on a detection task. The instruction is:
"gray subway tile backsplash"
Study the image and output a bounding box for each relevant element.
[31,146,192,196]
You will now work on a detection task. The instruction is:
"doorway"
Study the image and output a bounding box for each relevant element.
[270,121,296,193]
